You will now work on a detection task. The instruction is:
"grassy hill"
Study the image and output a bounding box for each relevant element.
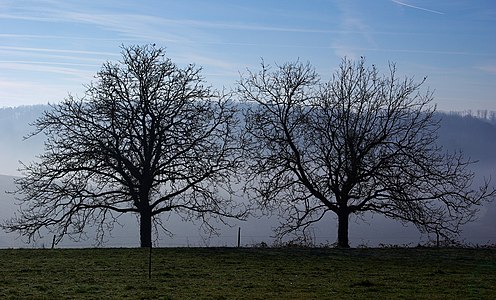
[0,247,494,299]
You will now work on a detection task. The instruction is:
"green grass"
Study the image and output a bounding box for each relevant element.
[0,247,494,299]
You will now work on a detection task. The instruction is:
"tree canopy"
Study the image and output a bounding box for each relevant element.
[238,58,495,247]
[3,45,245,247]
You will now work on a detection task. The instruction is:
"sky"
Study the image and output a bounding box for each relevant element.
[0,0,495,111]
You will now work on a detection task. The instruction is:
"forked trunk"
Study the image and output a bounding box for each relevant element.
[140,208,152,248]
[337,210,350,248]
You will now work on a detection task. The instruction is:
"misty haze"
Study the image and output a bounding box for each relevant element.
[1,105,495,248]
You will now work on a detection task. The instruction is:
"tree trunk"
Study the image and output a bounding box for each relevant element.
[337,210,350,248]
[139,208,152,248]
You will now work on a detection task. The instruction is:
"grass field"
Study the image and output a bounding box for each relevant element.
[0,247,494,299]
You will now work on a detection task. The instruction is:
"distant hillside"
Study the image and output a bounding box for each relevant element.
[436,112,496,175]
[445,110,496,125]
[3,105,493,175]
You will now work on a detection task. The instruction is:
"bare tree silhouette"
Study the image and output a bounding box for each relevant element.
[3,44,245,247]
[239,57,495,248]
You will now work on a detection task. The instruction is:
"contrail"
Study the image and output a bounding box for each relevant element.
[391,0,445,15]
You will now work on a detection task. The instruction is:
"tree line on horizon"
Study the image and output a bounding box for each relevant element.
[2,44,495,248]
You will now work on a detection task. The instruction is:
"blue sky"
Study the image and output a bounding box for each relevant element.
[0,0,495,111]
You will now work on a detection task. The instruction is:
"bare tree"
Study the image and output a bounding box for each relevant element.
[239,58,495,248]
[3,45,245,247]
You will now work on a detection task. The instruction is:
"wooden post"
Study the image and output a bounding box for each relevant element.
[237,227,241,248]
[51,235,56,249]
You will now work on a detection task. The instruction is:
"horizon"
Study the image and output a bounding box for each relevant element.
[2,103,496,121]
[0,1,495,111]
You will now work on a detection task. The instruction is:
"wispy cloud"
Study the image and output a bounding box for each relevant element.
[0,77,81,106]
[0,60,98,68]
[0,46,117,57]
[0,33,134,42]
[477,64,496,74]
[391,0,445,15]
[0,5,404,39]
[0,61,93,80]
[331,1,378,59]
[328,46,492,57]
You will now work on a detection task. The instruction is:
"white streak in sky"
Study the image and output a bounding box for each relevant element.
[391,0,445,15]
[0,46,117,57]
[477,64,496,74]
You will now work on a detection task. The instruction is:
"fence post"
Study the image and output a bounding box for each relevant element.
[237,227,241,248]
[51,235,56,249]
